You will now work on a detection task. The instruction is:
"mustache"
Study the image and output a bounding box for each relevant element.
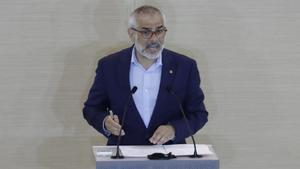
[145,42,161,49]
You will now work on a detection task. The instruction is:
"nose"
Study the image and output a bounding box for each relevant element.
[149,32,159,41]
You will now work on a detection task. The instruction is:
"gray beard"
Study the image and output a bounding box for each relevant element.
[135,42,164,60]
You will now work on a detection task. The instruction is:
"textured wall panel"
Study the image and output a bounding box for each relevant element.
[0,0,299,169]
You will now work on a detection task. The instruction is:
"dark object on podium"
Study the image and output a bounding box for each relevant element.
[147,152,176,160]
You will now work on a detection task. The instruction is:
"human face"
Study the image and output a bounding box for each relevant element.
[129,13,166,60]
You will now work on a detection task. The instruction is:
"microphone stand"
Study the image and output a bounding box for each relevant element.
[111,86,137,159]
[167,87,202,158]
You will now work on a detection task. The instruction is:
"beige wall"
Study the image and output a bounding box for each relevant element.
[0,0,299,169]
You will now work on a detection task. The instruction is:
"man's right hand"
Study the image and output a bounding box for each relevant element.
[104,115,125,136]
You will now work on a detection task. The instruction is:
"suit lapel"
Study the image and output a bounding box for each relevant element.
[117,47,131,90]
[148,50,177,129]
[117,46,147,128]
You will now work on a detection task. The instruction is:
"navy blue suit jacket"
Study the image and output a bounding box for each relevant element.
[83,46,208,145]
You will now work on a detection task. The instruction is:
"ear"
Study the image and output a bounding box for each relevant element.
[128,28,135,43]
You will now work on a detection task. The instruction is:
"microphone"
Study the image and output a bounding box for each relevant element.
[111,86,137,159]
[166,86,202,158]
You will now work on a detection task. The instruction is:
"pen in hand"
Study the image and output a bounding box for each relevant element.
[108,110,125,136]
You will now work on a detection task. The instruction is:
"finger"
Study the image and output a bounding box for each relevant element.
[155,133,171,145]
[154,136,166,144]
[105,117,117,134]
[150,125,175,144]
[107,118,121,129]
[112,128,125,136]
[149,130,163,144]
[104,116,114,129]
[106,116,126,136]
[149,135,160,144]
[113,115,119,123]
[106,118,121,132]
[156,136,166,145]
[112,115,125,135]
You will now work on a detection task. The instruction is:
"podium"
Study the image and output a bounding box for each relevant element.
[92,145,219,169]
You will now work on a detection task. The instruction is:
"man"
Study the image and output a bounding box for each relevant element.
[83,5,208,145]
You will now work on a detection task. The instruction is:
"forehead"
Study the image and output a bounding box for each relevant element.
[136,13,164,29]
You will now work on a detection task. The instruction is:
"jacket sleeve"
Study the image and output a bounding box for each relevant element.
[83,59,110,137]
[169,60,208,142]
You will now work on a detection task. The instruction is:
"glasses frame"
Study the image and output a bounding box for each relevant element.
[131,27,168,39]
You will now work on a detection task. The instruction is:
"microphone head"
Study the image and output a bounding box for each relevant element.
[131,86,138,94]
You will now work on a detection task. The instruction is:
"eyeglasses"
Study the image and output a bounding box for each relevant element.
[131,27,167,39]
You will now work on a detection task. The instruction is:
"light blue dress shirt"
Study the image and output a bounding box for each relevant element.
[130,47,162,128]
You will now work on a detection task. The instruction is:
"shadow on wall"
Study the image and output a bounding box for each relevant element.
[50,41,130,136]
[37,1,131,168]
[49,0,132,137]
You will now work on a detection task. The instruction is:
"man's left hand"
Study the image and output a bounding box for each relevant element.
[149,125,175,145]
